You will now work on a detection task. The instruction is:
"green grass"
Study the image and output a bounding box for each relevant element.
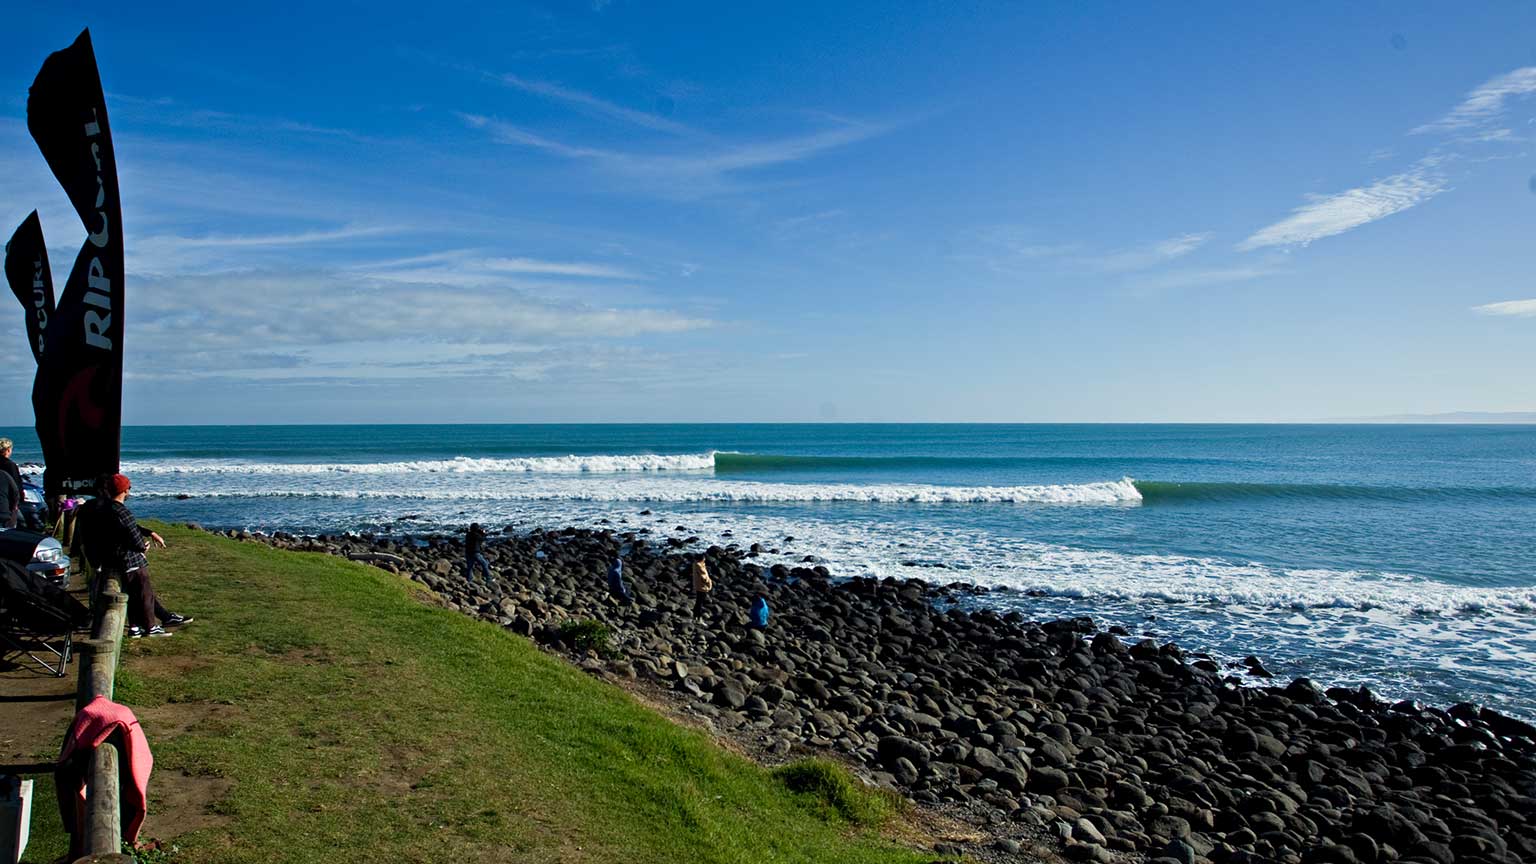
[555,619,616,657]
[19,774,66,863]
[25,523,931,864]
[773,759,908,827]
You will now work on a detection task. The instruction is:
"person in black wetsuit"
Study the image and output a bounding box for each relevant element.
[464,522,494,589]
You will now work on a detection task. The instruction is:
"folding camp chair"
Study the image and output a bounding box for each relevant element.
[0,559,87,677]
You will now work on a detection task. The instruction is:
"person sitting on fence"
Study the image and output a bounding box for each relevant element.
[77,473,192,638]
[606,557,633,603]
[464,522,494,589]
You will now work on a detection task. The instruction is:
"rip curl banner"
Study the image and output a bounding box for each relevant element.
[28,29,123,495]
[4,211,55,364]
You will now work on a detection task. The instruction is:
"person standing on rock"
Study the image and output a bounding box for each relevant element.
[463,522,494,589]
[749,592,770,629]
[690,555,713,617]
[606,557,633,603]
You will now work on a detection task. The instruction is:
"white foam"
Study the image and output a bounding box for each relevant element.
[132,477,1527,617]
[122,452,719,475]
[600,509,1536,714]
[135,476,1144,505]
[959,549,1536,618]
[127,477,1536,715]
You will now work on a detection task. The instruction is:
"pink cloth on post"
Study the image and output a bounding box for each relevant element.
[54,694,154,846]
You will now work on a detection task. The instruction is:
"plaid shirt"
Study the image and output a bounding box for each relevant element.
[80,498,149,572]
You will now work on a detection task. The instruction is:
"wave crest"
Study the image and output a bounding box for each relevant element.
[122,452,719,476]
[134,477,1143,505]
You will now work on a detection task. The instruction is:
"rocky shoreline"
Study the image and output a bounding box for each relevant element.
[216,522,1536,864]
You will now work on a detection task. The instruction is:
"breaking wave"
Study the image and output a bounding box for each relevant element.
[121,452,719,475]
[134,476,1144,505]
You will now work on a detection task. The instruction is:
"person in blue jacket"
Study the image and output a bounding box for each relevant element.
[606,557,633,603]
[749,592,770,629]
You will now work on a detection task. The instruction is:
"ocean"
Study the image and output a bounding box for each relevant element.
[7,423,1534,718]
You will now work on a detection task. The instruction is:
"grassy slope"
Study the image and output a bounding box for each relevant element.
[24,524,931,864]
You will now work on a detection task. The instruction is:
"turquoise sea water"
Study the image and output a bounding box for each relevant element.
[6,423,1533,717]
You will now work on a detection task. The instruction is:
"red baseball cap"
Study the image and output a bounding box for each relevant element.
[110,474,131,495]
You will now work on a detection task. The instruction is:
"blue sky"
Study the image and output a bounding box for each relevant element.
[1,2,1533,423]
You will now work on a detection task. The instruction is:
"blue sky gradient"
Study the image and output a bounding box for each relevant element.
[1,2,1534,422]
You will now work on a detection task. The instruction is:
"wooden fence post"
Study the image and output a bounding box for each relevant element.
[69,572,130,858]
[83,742,121,856]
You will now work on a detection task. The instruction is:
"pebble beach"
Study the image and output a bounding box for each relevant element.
[230,523,1536,864]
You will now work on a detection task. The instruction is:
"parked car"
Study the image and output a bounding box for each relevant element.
[0,528,71,588]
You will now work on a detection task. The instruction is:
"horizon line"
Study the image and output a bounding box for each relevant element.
[3,419,1534,428]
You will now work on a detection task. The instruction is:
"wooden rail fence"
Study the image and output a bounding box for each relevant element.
[70,572,132,864]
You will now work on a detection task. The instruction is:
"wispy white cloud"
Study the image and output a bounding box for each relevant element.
[130,268,711,361]
[460,116,590,157]
[955,228,1075,276]
[776,209,846,230]
[457,112,887,197]
[74,263,715,398]
[1095,232,1211,272]
[1152,233,1211,259]
[489,72,691,135]
[1239,67,1535,254]
[122,341,686,389]
[1006,243,1078,260]
[350,249,642,285]
[971,228,1211,276]
[1413,67,1536,134]
[480,257,640,278]
[125,225,407,276]
[1238,161,1446,250]
[693,125,883,172]
[359,250,475,270]
[146,225,400,250]
[1125,266,1281,292]
[108,93,377,144]
[976,228,1080,262]
[1472,299,1536,317]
